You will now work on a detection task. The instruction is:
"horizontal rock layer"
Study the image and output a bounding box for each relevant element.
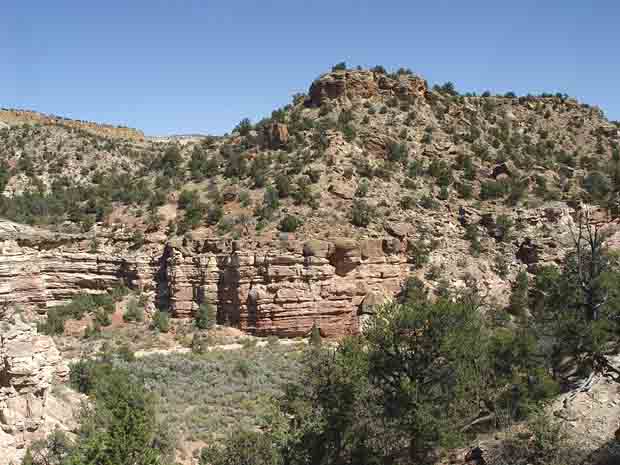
[0,203,594,338]
[0,229,411,337]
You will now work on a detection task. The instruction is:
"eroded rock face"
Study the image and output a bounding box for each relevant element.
[164,238,409,337]
[306,70,427,107]
[0,310,70,463]
[0,238,157,312]
[0,220,411,338]
[0,203,599,340]
[262,122,289,149]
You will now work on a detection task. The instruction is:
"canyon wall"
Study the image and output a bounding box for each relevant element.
[0,203,587,338]
[166,237,408,337]
[0,221,411,337]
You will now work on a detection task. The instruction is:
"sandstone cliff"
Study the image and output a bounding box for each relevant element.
[0,308,73,464]
[0,197,580,339]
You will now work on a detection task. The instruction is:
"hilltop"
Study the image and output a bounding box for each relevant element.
[1,66,619,238]
[3,65,620,464]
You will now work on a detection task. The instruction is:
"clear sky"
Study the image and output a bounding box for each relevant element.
[2,1,619,136]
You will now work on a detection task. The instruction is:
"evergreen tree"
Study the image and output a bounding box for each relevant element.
[196,302,217,330]
[310,322,322,347]
[509,270,529,317]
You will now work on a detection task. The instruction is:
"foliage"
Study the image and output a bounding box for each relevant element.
[68,367,170,465]
[509,270,530,317]
[386,141,408,164]
[195,302,217,330]
[495,214,513,242]
[152,310,171,333]
[309,322,322,347]
[38,293,115,335]
[123,297,145,323]
[532,213,620,374]
[200,430,282,465]
[350,200,374,227]
[22,428,73,465]
[279,214,303,233]
[480,179,508,200]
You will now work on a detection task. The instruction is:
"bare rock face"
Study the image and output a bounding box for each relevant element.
[262,122,289,149]
[0,204,602,341]
[164,238,409,337]
[0,309,71,463]
[306,70,426,107]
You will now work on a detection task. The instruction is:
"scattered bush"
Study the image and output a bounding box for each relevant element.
[279,214,302,233]
[152,310,170,333]
[351,200,374,227]
[123,297,145,323]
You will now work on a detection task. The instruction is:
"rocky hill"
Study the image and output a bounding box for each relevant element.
[1,66,620,338]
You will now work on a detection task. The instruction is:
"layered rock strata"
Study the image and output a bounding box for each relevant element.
[0,202,587,338]
[166,238,408,337]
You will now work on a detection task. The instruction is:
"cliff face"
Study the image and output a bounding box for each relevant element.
[166,238,408,337]
[0,226,410,337]
[0,310,70,463]
[0,200,582,339]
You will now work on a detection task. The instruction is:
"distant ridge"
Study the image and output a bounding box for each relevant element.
[0,108,145,141]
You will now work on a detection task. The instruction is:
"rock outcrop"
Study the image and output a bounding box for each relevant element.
[0,202,595,339]
[0,309,71,463]
[306,69,427,107]
[0,220,411,337]
[262,122,289,149]
[163,238,409,337]
[0,108,145,141]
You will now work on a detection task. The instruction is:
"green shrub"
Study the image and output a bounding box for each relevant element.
[195,302,217,330]
[38,293,112,335]
[407,239,431,269]
[152,310,170,333]
[279,214,302,232]
[456,182,473,199]
[123,298,144,323]
[419,195,439,210]
[95,309,112,327]
[275,174,292,198]
[387,141,408,164]
[465,223,482,253]
[38,308,67,335]
[480,179,508,200]
[200,430,281,465]
[351,200,374,227]
[400,195,415,210]
[263,186,280,211]
[495,214,513,242]
[309,322,322,347]
[355,178,369,197]
[204,204,222,226]
[509,270,529,317]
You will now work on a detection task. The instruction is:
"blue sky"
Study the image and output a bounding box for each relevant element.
[2,1,619,136]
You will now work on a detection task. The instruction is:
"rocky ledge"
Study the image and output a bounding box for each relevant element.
[0,309,71,463]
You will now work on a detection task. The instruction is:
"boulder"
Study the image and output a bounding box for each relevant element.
[384,221,412,238]
[303,240,330,258]
[328,183,355,200]
[263,123,289,149]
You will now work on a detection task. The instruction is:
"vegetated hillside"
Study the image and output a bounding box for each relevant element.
[5,66,620,465]
[1,65,619,240]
